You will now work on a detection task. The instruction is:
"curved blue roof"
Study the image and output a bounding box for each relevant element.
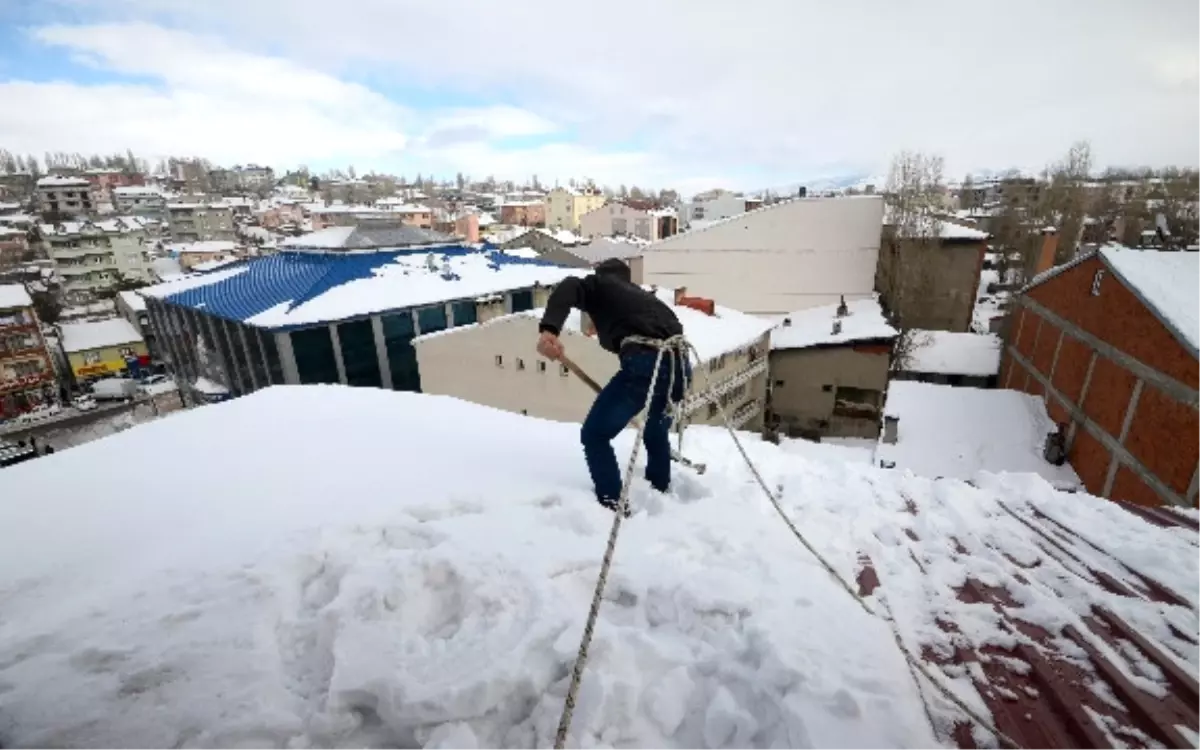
[162,246,567,330]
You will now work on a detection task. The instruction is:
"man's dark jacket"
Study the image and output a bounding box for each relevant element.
[538,258,682,354]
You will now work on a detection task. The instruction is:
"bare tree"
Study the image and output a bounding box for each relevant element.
[879,150,946,358]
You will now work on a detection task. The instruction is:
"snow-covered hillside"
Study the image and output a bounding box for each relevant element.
[0,387,1195,748]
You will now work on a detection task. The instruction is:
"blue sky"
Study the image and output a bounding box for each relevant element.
[0,0,1196,195]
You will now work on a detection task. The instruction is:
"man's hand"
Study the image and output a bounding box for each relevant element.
[537,331,564,361]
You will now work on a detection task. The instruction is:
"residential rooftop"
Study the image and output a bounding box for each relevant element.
[771,296,897,351]
[59,318,144,353]
[140,246,579,330]
[35,175,91,188]
[0,283,32,310]
[280,223,458,251]
[906,331,1002,376]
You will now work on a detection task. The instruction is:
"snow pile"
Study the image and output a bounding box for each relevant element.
[771,296,897,351]
[1100,246,1199,350]
[0,387,1192,748]
[877,381,1081,487]
[906,331,1002,376]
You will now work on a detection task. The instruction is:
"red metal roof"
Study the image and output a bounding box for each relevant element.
[855,491,1198,749]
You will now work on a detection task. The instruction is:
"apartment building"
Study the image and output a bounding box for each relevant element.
[498,201,546,227]
[0,284,58,420]
[413,288,772,431]
[113,186,167,217]
[84,169,145,211]
[166,202,236,242]
[1001,244,1199,508]
[41,220,152,303]
[0,226,29,271]
[545,186,605,231]
[578,202,678,241]
[35,175,96,217]
[678,191,763,231]
[210,164,274,193]
[635,195,885,316]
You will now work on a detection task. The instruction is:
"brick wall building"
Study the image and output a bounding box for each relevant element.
[1001,243,1198,508]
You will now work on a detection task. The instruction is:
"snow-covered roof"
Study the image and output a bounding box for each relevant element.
[0,283,32,310]
[771,296,897,351]
[0,385,1192,748]
[36,175,90,188]
[883,207,990,241]
[502,246,541,260]
[141,248,578,330]
[193,376,229,396]
[877,381,1082,488]
[192,257,241,272]
[906,331,1002,376]
[282,224,457,251]
[112,186,163,196]
[1100,246,1199,353]
[118,290,147,312]
[58,318,144,353]
[564,237,644,263]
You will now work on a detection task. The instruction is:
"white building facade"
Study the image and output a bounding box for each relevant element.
[633,195,885,317]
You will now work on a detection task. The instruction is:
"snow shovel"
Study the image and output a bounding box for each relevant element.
[558,353,707,475]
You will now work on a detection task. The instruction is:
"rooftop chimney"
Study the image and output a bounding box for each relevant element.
[836,295,849,317]
[1035,227,1059,276]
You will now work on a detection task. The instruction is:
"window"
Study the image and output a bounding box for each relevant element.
[380,313,418,386]
[1091,269,1105,296]
[538,361,547,373]
[261,330,284,384]
[451,300,477,327]
[560,364,569,377]
[290,326,340,385]
[832,386,882,420]
[517,359,526,370]
[822,384,833,392]
[708,402,718,418]
[613,218,628,234]
[510,290,534,313]
[495,355,504,367]
[417,305,447,335]
[223,320,253,392]
[773,379,785,387]
[338,319,382,388]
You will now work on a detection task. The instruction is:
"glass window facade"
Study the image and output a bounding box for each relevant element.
[223,320,253,392]
[511,289,534,313]
[261,330,284,384]
[337,319,382,388]
[290,326,340,384]
[417,305,447,335]
[450,300,477,327]
[244,325,268,388]
[381,312,421,392]
[208,317,241,395]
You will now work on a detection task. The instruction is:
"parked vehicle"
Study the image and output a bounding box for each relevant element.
[90,379,139,402]
[72,395,98,411]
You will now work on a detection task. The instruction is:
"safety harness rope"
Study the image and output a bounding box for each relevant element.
[552,335,1020,750]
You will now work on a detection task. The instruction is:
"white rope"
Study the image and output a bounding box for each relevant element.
[552,335,1021,750]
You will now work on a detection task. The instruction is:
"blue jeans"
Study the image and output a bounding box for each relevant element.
[581,350,690,500]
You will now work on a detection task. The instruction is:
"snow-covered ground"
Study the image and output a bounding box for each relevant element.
[0,386,1194,748]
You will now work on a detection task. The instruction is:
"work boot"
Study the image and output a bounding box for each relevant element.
[597,496,632,518]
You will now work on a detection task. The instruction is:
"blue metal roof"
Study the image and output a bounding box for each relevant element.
[162,246,566,331]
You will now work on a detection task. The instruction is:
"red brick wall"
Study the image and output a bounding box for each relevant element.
[1069,428,1109,492]
[1027,256,1198,386]
[1124,383,1198,495]
[1111,466,1160,508]
[1051,336,1091,403]
[1082,356,1137,437]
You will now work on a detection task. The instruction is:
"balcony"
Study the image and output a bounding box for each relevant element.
[59,260,116,275]
[52,245,114,259]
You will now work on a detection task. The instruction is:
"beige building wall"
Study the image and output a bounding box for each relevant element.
[768,345,891,438]
[415,314,768,430]
[545,188,575,231]
[572,192,605,230]
[636,196,884,316]
[579,203,658,240]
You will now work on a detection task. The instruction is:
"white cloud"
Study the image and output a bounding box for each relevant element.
[2,0,1197,188]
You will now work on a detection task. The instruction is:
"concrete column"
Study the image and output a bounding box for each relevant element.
[371,315,393,390]
[236,324,259,392]
[1102,379,1144,497]
[328,323,348,385]
[275,331,300,384]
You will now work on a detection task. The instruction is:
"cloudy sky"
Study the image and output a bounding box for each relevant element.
[0,0,1196,192]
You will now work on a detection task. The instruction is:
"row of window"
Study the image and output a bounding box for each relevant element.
[495,355,570,377]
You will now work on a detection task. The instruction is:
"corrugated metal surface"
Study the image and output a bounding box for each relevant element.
[855,494,1198,749]
[162,248,566,328]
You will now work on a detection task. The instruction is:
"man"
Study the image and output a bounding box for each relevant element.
[536,258,690,514]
